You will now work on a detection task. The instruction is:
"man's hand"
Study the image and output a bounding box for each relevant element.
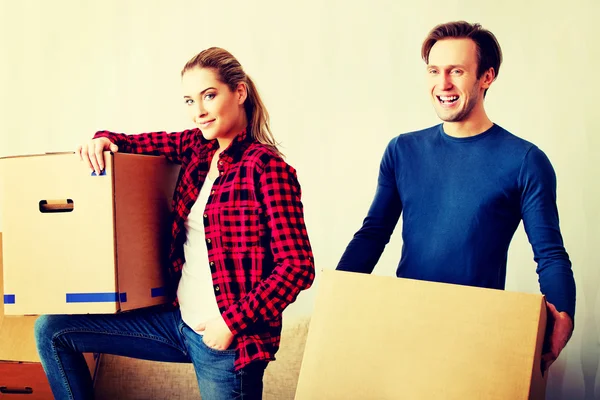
[195,316,234,351]
[542,301,574,373]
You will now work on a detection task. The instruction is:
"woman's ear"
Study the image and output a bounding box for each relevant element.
[236,82,248,105]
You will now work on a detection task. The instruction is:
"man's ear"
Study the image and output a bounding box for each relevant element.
[480,67,496,90]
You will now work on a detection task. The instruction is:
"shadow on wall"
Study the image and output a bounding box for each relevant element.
[579,260,600,400]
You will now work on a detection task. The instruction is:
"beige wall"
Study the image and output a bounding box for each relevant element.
[1,0,598,398]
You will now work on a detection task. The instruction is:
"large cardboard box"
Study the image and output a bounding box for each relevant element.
[0,152,179,315]
[0,232,99,398]
[0,318,99,399]
[296,270,548,400]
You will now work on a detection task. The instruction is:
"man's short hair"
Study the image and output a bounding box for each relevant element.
[421,21,503,80]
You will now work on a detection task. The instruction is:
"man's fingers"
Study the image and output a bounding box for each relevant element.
[541,351,556,374]
[542,346,559,370]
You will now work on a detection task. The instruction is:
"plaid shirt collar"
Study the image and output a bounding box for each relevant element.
[198,127,252,166]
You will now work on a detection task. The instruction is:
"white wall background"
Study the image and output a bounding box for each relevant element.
[1,0,598,398]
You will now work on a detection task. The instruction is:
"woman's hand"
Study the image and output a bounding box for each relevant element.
[196,316,234,351]
[76,137,119,175]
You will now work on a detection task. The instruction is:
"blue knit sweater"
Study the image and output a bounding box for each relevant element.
[337,123,576,319]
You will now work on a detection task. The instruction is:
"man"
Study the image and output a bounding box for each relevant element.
[336,21,575,372]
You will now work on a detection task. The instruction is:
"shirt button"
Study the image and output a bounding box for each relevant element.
[214,285,220,292]
[206,238,211,244]
[211,189,215,195]
[218,161,223,165]
[220,171,224,175]
[210,261,215,267]
[203,213,207,218]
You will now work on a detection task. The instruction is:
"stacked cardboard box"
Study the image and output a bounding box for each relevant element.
[0,151,179,398]
[1,152,179,315]
[0,232,99,398]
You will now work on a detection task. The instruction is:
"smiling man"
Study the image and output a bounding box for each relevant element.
[336,21,575,372]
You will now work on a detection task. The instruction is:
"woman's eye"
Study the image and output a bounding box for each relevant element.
[185,99,194,105]
[204,93,215,100]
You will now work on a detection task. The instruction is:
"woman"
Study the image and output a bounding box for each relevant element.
[34,47,315,400]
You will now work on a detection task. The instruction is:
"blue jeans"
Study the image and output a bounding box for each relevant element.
[34,305,267,400]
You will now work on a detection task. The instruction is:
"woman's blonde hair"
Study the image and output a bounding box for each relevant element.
[182,47,280,154]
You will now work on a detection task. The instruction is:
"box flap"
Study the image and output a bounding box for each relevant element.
[0,151,76,160]
[295,270,546,400]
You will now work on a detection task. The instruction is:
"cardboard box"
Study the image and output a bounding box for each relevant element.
[0,319,98,400]
[295,270,547,400]
[1,152,179,315]
[0,232,98,398]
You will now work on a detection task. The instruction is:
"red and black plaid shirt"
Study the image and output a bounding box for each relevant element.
[93,128,315,369]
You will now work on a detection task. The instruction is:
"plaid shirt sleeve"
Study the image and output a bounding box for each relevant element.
[93,129,199,163]
[221,157,315,335]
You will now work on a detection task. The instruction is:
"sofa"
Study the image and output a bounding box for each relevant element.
[93,315,311,400]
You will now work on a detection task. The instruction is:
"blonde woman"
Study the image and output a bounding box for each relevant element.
[35,48,315,400]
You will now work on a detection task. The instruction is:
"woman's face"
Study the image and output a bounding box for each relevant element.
[182,67,247,142]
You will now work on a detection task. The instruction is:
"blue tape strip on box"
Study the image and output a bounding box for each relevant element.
[66,292,121,303]
[4,293,130,305]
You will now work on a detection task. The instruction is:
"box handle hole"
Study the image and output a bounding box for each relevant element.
[0,386,34,394]
[39,199,74,213]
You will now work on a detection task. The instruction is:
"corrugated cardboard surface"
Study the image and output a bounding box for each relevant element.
[1,232,100,396]
[1,153,117,314]
[1,152,177,315]
[1,232,41,362]
[0,362,53,399]
[295,270,547,400]
[0,316,40,362]
[113,153,179,312]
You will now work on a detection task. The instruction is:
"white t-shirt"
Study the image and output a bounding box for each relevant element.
[177,176,221,332]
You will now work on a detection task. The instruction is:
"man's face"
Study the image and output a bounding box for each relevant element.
[427,38,489,123]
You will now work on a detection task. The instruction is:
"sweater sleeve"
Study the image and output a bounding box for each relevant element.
[337,139,402,273]
[519,146,576,320]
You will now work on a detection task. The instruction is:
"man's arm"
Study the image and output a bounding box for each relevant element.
[337,140,402,273]
[519,145,576,370]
